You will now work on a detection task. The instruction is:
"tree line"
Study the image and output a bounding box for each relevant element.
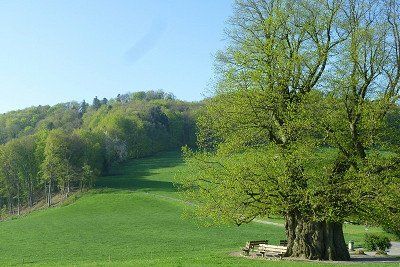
[0,90,199,215]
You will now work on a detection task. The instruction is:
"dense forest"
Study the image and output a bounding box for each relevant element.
[0,90,199,215]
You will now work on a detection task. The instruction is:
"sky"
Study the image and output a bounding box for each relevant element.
[0,0,233,113]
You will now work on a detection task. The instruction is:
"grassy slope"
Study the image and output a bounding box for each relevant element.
[0,151,395,266]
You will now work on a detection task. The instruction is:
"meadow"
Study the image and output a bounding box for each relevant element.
[0,151,396,266]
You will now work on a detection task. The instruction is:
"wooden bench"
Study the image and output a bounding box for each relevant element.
[258,244,287,259]
[242,240,268,256]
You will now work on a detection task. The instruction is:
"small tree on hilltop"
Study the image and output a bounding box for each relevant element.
[92,96,101,110]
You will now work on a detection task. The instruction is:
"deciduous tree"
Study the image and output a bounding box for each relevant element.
[181,0,400,261]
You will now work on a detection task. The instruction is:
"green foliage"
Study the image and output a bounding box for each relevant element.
[42,130,85,195]
[0,152,389,266]
[0,135,43,211]
[0,91,199,214]
[92,96,101,110]
[180,1,400,260]
[383,226,400,240]
[0,105,50,143]
[364,234,391,252]
[36,102,82,132]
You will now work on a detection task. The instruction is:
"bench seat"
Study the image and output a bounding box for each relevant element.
[242,240,268,256]
[258,244,287,259]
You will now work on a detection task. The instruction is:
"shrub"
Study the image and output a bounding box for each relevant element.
[364,234,392,251]
[383,226,400,240]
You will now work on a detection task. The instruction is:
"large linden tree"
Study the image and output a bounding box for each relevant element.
[181,0,400,261]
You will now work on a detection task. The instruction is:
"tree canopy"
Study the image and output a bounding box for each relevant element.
[181,0,400,261]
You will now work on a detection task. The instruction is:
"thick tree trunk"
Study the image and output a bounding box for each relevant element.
[285,213,350,261]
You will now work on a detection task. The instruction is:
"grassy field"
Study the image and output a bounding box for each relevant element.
[0,151,397,266]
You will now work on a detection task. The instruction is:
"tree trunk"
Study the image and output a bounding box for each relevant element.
[8,195,12,214]
[17,199,20,215]
[285,213,350,261]
[66,181,70,198]
[28,179,34,207]
[17,185,21,216]
[47,180,52,207]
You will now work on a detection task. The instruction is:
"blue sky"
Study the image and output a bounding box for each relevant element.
[0,0,232,113]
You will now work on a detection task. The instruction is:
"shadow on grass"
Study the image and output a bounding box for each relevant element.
[94,151,183,193]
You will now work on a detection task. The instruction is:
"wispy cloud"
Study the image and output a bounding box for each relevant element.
[124,16,168,63]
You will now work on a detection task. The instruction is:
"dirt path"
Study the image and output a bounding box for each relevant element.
[253,219,284,227]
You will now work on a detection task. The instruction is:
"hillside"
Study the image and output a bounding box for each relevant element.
[0,151,394,266]
[0,90,200,217]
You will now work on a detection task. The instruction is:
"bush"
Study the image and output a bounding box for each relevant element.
[364,234,391,251]
[383,226,400,240]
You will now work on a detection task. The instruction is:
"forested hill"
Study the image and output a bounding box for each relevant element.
[0,91,198,144]
[0,90,200,215]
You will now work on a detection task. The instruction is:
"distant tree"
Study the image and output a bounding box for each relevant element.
[10,136,41,208]
[42,130,85,200]
[92,96,101,110]
[79,100,89,116]
[81,164,95,190]
[44,121,55,131]
[116,93,130,103]
[148,106,169,128]
[37,103,82,132]
[76,129,105,176]
[0,143,21,214]
[144,90,166,101]
[0,136,41,214]
[164,92,176,100]
[131,91,146,100]
[101,98,108,105]
[0,105,50,143]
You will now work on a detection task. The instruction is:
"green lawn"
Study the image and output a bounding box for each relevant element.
[0,151,396,266]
